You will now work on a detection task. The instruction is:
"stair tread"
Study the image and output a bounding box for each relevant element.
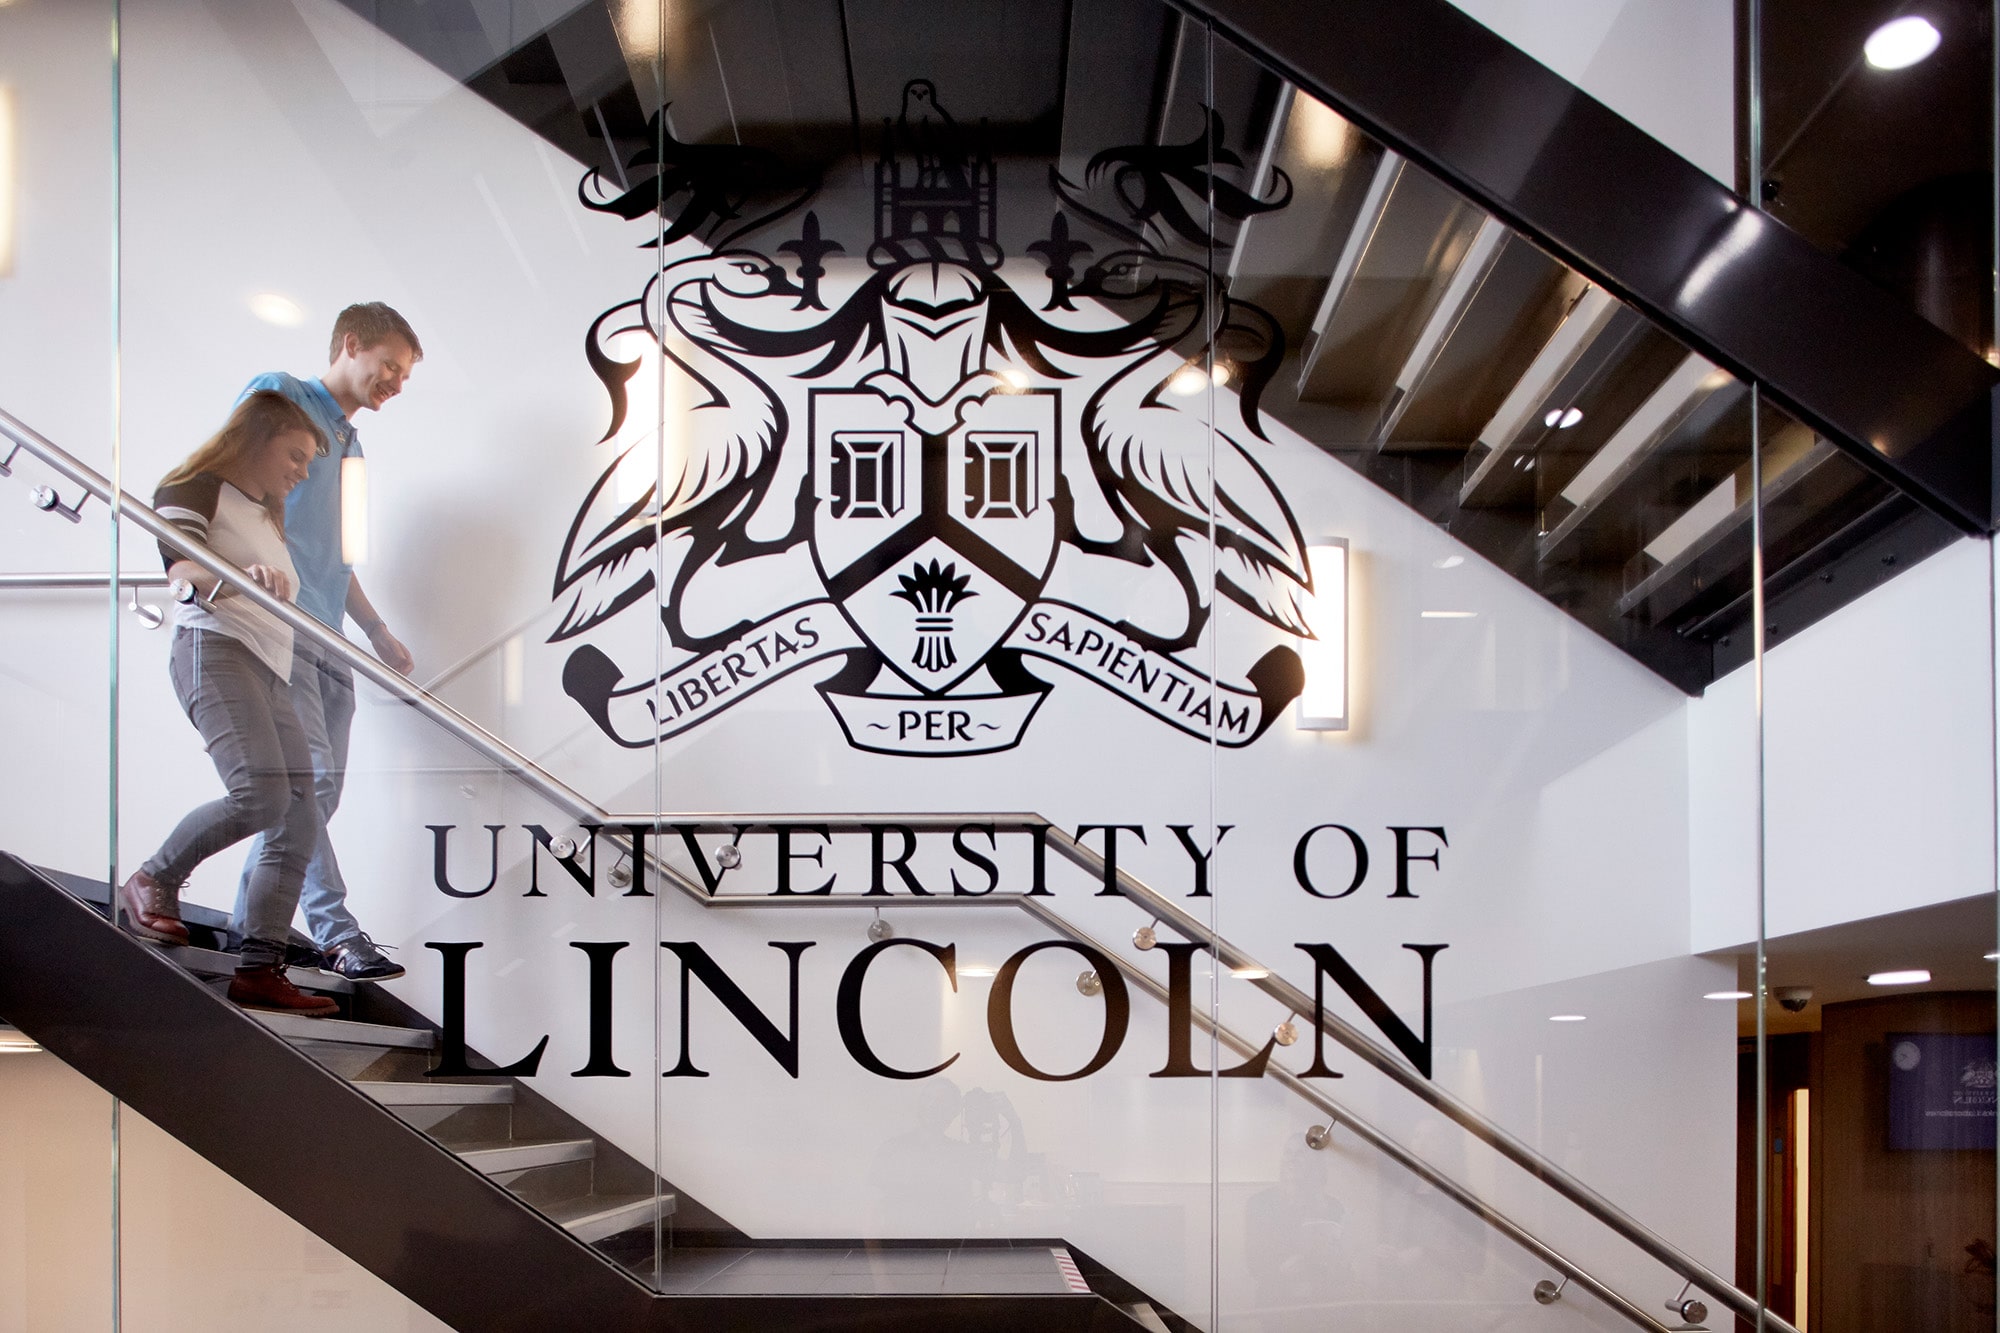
[543,1191,677,1242]
[455,1137,597,1172]
[353,1080,513,1106]
[253,1011,432,1048]
[170,942,355,993]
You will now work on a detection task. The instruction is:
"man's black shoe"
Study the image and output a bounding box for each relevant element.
[326,933,405,981]
[283,939,328,970]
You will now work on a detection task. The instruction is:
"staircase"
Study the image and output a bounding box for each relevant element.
[0,852,1163,1332]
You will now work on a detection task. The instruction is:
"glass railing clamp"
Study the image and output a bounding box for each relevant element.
[1664,1282,1709,1328]
[29,484,85,523]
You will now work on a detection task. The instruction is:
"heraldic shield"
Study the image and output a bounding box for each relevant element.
[811,386,1060,700]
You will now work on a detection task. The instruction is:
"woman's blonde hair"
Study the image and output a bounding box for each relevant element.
[160,391,325,533]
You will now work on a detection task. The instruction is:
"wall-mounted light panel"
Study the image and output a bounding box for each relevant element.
[0,85,15,277]
[1297,537,1348,730]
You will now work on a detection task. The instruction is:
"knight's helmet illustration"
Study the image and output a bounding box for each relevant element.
[871,80,1000,271]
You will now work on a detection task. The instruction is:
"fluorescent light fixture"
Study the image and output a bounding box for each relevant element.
[502,635,525,708]
[0,85,13,278]
[957,964,997,979]
[609,0,665,59]
[1864,16,1941,70]
[1421,610,1477,619]
[1867,969,1931,986]
[340,455,368,566]
[1549,1014,1586,1023]
[1432,554,1465,570]
[1704,990,1753,1001]
[1291,94,1353,170]
[248,292,305,327]
[1230,966,1271,980]
[1542,406,1583,429]
[0,1025,40,1054]
[1984,950,1998,961]
[1296,537,1348,731]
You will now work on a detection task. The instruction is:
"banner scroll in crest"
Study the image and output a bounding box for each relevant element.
[563,601,1303,756]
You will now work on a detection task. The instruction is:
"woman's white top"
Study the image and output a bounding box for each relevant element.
[155,471,299,679]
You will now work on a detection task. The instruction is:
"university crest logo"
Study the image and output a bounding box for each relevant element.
[553,83,1317,756]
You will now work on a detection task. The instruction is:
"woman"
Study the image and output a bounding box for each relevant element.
[117,390,337,1017]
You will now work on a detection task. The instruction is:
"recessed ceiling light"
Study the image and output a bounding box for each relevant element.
[1549,1013,1586,1022]
[1167,365,1209,396]
[1864,16,1941,70]
[1543,407,1583,429]
[1421,610,1477,619]
[1432,555,1465,569]
[1867,969,1932,986]
[248,292,305,327]
[1704,990,1752,1001]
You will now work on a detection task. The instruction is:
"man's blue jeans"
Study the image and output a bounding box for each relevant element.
[236,640,362,951]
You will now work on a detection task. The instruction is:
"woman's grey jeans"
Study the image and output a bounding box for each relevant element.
[140,627,320,969]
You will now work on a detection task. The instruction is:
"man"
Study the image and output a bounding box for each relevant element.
[237,302,420,981]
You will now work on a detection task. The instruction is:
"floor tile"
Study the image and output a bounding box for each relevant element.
[697,1272,828,1294]
[941,1272,1075,1294]
[816,1273,948,1295]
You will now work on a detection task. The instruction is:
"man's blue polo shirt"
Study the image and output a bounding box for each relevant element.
[241,373,359,631]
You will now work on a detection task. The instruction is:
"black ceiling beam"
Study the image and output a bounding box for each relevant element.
[1183,0,1999,535]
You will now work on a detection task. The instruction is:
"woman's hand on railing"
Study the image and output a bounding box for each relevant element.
[166,559,291,604]
[243,563,292,602]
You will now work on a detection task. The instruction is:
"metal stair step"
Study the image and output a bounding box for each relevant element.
[169,942,354,994]
[455,1138,596,1175]
[544,1192,677,1244]
[252,1011,432,1048]
[352,1080,513,1107]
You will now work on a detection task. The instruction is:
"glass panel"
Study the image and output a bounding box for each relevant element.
[9,0,1988,1324]
[105,0,670,1292]
[1751,0,1995,360]
[1754,383,2000,1330]
[0,0,119,1320]
[614,0,1224,1303]
[1209,24,1768,1327]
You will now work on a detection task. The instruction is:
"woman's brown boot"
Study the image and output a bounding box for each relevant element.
[228,964,337,1017]
[117,870,190,945]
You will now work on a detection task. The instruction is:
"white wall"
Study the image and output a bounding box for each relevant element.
[1446,0,1736,183]
[0,1048,446,1332]
[1689,534,1999,951]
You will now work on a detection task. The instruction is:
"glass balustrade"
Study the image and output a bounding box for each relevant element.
[0,0,1991,1328]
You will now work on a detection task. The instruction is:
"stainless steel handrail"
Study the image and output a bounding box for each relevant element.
[621,810,1778,1329]
[0,572,171,589]
[0,406,1783,1332]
